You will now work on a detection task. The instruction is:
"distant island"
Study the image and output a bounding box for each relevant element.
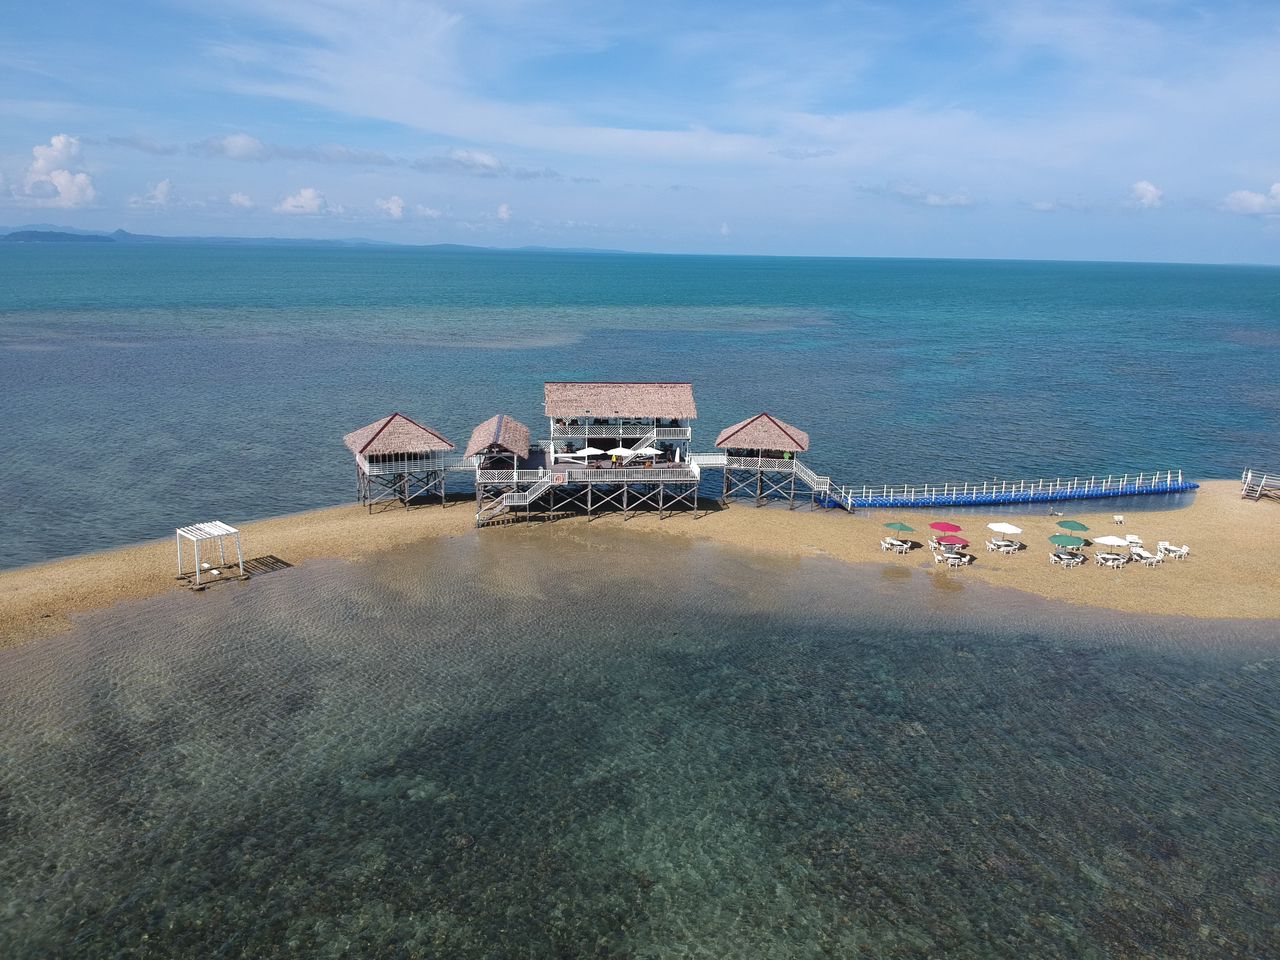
[0,225,627,255]
[1,230,115,243]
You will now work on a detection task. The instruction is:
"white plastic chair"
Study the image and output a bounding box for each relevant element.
[1113,515,1125,525]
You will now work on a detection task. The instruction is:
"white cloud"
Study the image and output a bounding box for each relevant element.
[1030,200,1057,212]
[200,132,267,160]
[719,222,731,236]
[496,202,511,221]
[377,195,405,219]
[275,186,329,214]
[229,191,255,209]
[1221,183,1280,215]
[1130,180,1163,209]
[890,183,974,207]
[191,133,396,166]
[132,178,173,207]
[413,148,505,176]
[18,134,96,208]
[415,204,442,219]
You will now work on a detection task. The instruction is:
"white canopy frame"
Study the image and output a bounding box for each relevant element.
[176,521,246,588]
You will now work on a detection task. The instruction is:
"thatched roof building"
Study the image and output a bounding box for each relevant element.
[464,414,531,460]
[715,413,809,452]
[544,382,697,420]
[344,413,454,458]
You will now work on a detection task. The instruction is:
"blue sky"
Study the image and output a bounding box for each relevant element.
[3,0,1280,261]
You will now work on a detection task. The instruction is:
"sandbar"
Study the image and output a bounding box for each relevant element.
[1,479,1275,649]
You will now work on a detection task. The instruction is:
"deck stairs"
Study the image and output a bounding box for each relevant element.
[619,430,659,465]
[476,472,557,523]
[1242,468,1280,501]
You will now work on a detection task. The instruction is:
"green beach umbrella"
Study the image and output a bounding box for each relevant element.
[1049,533,1085,548]
[1056,520,1089,533]
[885,522,915,533]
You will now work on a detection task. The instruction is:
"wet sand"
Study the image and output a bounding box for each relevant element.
[1,480,1275,648]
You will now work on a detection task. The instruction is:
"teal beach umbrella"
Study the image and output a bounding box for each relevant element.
[1049,533,1085,548]
[885,522,915,533]
[1056,520,1089,533]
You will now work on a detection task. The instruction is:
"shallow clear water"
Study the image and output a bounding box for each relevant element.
[2,530,1277,958]
[1,246,1278,567]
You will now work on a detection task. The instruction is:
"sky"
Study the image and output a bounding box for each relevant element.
[2,0,1280,262]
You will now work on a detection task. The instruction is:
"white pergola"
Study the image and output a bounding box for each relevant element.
[176,521,246,587]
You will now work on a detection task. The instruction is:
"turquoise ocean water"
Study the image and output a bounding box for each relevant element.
[2,248,1280,957]
[1,245,1278,567]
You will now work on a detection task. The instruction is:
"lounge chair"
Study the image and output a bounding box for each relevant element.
[985,538,1000,553]
[1132,546,1162,566]
[1124,534,1143,546]
[1157,541,1190,559]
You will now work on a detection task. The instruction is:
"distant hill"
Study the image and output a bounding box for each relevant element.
[0,226,632,255]
[1,230,114,243]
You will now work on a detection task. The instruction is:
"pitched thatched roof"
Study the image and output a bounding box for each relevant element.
[343,413,454,457]
[544,382,697,419]
[715,413,810,452]
[464,414,531,460]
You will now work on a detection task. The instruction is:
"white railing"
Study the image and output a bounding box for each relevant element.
[477,463,700,521]
[358,455,453,478]
[477,473,557,520]
[444,454,480,471]
[561,466,698,482]
[792,460,832,495]
[477,469,547,484]
[844,470,1187,503]
[718,455,833,494]
[688,452,727,467]
[550,423,691,440]
[724,455,799,470]
[503,473,556,507]
[619,430,658,465]
[1242,468,1280,500]
[360,453,473,476]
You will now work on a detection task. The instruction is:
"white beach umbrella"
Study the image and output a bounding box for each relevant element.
[987,522,1023,536]
[606,445,633,457]
[1093,535,1129,547]
[632,446,660,456]
[576,446,605,456]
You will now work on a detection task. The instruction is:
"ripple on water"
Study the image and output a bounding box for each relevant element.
[0,530,1277,958]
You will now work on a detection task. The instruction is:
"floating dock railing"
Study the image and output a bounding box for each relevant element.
[817,469,1197,510]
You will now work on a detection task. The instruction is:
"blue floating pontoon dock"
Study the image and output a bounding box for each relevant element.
[818,471,1198,511]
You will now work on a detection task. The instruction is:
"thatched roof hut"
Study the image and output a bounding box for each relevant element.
[344,413,454,458]
[544,382,697,420]
[464,414,531,460]
[715,413,809,452]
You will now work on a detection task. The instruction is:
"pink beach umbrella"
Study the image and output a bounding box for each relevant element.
[929,521,963,533]
[936,535,969,547]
